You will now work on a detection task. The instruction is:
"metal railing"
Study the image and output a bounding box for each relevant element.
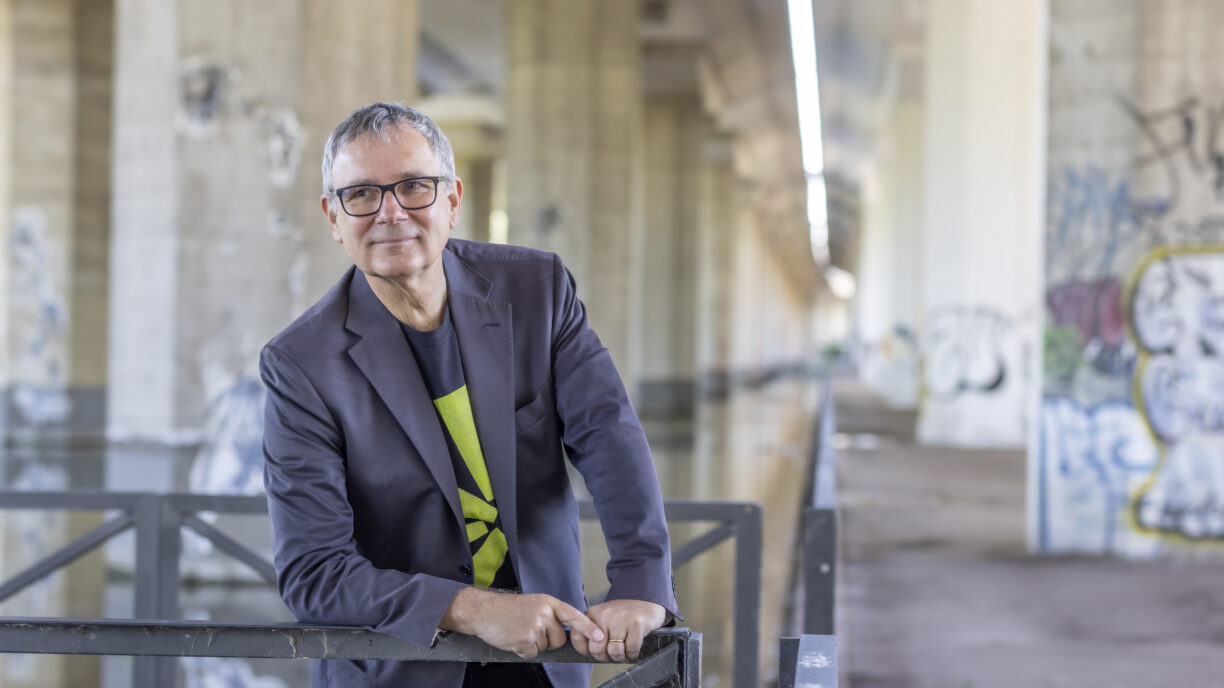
[778,634,838,688]
[802,384,839,635]
[583,499,762,688]
[783,382,840,639]
[0,492,760,687]
[0,619,700,688]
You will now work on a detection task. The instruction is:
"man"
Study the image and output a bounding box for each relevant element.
[261,102,679,687]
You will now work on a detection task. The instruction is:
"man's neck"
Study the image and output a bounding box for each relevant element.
[365,268,448,331]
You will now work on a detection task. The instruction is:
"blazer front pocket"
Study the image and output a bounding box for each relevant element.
[514,384,553,434]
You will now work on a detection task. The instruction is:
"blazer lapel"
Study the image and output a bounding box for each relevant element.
[444,249,521,578]
[345,269,464,531]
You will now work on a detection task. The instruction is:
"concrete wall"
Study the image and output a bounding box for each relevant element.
[1034,0,1224,557]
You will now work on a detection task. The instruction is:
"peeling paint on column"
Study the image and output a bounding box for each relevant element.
[267,211,309,316]
[257,108,304,187]
[10,207,70,424]
[176,57,238,139]
[188,371,265,495]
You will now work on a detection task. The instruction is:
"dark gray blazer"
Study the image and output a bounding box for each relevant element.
[261,239,678,687]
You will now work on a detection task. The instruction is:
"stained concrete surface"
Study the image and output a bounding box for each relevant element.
[834,380,1224,687]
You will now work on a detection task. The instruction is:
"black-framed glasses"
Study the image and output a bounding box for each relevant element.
[333,176,450,217]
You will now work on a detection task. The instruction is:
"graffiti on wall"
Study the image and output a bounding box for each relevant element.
[1039,397,1158,553]
[925,305,1013,400]
[1129,248,1224,539]
[1041,90,1224,554]
[10,207,70,425]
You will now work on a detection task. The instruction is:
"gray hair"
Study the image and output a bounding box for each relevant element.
[321,102,456,195]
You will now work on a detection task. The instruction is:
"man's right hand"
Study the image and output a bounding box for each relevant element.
[439,587,606,659]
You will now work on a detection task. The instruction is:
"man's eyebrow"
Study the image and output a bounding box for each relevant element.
[338,171,435,187]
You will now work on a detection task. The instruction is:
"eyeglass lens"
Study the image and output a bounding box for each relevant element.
[340,178,439,215]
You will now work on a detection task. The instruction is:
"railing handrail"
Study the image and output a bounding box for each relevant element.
[811,383,839,510]
[0,618,701,688]
[786,380,840,637]
[0,492,755,687]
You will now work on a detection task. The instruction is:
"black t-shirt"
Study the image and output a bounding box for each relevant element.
[401,306,518,591]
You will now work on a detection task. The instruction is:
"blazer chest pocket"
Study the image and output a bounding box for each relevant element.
[515,384,553,434]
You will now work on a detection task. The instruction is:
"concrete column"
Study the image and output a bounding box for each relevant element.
[916,0,1045,447]
[0,4,109,686]
[1,0,111,442]
[1037,0,1224,557]
[855,101,924,407]
[440,117,502,243]
[638,96,704,421]
[108,0,419,445]
[506,0,643,383]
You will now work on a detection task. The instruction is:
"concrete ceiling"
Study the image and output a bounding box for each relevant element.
[418,0,818,296]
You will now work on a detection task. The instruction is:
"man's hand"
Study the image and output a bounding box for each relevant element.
[439,587,605,659]
[573,599,668,663]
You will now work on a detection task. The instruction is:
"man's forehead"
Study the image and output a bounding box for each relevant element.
[332,126,440,181]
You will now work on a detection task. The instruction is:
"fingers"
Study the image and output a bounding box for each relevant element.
[543,613,569,651]
[513,640,540,660]
[551,600,605,643]
[570,627,591,656]
[605,625,631,663]
[625,626,645,661]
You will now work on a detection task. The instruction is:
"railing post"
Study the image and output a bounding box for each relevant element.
[803,507,837,635]
[682,630,703,688]
[132,495,181,687]
[733,503,761,688]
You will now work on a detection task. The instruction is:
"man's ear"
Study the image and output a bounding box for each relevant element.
[447,177,464,230]
[321,194,343,243]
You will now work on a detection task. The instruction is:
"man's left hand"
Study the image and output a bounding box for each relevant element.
[573,599,668,663]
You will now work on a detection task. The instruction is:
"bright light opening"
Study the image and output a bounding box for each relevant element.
[789,0,855,298]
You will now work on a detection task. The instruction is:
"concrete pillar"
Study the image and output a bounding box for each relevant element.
[506,0,643,384]
[108,0,419,446]
[855,101,924,407]
[0,0,111,442]
[1036,0,1224,557]
[916,0,1045,447]
[637,96,704,421]
[0,3,110,686]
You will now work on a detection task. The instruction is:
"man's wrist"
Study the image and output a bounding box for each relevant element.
[439,585,482,634]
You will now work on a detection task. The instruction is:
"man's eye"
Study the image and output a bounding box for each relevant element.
[345,187,376,201]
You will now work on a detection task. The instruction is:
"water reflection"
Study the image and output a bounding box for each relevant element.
[0,375,817,687]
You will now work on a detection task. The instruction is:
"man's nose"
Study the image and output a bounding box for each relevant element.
[375,188,408,221]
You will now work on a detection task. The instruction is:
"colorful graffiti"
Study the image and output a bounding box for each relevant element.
[1040,88,1224,554]
[1039,397,1158,553]
[1129,248,1224,540]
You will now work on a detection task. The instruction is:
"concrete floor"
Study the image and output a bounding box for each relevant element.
[834,381,1224,688]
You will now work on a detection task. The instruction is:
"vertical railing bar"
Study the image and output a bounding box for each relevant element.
[682,631,702,688]
[733,503,762,688]
[132,495,181,687]
[778,637,800,688]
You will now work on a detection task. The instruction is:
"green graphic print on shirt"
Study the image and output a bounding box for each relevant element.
[402,309,516,590]
[433,385,510,587]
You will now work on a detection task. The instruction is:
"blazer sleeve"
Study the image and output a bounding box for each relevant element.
[547,254,682,620]
[261,344,467,647]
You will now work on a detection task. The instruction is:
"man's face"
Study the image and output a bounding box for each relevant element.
[322,125,462,284]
